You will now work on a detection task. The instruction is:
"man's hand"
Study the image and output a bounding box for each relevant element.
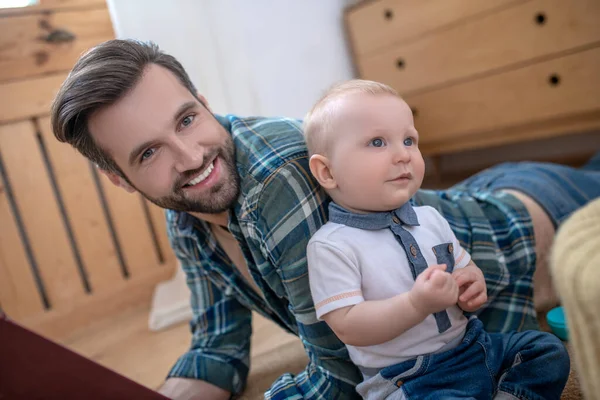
[158,377,230,400]
[409,264,459,315]
[452,262,487,312]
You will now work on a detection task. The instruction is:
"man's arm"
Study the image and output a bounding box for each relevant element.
[242,158,364,399]
[161,212,253,398]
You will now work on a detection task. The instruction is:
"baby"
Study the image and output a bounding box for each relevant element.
[304,79,570,399]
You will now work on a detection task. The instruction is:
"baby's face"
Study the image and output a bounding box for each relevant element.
[326,93,425,213]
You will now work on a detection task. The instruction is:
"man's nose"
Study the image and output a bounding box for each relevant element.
[173,137,203,173]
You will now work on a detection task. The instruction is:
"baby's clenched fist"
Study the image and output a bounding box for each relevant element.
[409,264,459,316]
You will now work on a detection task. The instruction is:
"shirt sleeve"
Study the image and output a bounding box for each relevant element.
[245,157,362,399]
[453,242,471,269]
[307,238,364,319]
[165,215,252,395]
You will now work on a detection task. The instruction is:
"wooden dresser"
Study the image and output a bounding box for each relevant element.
[0,0,176,341]
[344,0,600,159]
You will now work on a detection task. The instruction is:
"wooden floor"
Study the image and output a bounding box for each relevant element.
[60,306,307,399]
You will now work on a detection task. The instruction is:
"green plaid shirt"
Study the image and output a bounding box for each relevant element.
[165,115,538,398]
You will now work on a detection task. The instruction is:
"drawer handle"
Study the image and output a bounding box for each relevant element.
[42,28,76,44]
[535,12,547,25]
[396,58,406,69]
[384,9,394,20]
[548,74,561,87]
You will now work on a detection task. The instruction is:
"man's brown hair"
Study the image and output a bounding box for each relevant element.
[51,39,198,176]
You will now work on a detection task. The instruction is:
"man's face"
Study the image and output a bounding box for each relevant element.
[88,64,239,213]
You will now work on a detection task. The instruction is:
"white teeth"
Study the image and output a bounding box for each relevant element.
[186,162,214,186]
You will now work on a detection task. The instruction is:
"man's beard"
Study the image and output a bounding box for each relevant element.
[138,138,240,214]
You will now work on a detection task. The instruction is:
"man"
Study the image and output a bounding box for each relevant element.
[51,39,600,399]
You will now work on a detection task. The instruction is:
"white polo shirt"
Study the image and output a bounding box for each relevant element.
[307,205,471,369]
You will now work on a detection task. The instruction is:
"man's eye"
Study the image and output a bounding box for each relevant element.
[369,138,386,147]
[181,115,195,127]
[141,148,155,161]
[404,137,414,146]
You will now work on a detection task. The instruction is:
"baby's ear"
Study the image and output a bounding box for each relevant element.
[309,154,337,190]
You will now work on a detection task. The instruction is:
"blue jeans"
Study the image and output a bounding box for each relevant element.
[452,153,600,227]
[355,319,570,400]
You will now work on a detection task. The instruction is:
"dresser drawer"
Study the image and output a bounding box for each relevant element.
[345,0,516,58]
[357,0,600,95]
[407,46,600,150]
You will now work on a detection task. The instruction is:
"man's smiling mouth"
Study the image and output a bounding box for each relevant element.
[183,161,215,187]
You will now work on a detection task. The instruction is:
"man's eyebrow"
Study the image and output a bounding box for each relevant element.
[127,101,199,166]
[173,101,198,124]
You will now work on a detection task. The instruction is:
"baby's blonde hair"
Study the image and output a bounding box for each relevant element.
[303,79,399,156]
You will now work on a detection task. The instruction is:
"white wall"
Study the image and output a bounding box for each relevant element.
[106,0,358,119]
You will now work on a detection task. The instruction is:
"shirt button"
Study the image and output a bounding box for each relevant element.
[410,245,417,257]
[392,215,400,224]
[448,243,454,253]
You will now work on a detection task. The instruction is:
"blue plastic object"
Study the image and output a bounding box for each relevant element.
[546,307,569,341]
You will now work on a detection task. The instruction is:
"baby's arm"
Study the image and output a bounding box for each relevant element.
[322,264,457,347]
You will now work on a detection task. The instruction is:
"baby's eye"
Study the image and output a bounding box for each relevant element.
[369,138,386,147]
[404,137,414,146]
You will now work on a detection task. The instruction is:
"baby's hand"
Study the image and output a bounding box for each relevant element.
[452,263,487,312]
[409,264,459,316]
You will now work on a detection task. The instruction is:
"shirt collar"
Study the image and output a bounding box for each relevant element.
[328,201,419,230]
[214,113,232,133]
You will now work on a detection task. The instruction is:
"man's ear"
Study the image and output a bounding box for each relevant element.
[98,168,136,193]
[197,93,213,113]
[309,154,337,190]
